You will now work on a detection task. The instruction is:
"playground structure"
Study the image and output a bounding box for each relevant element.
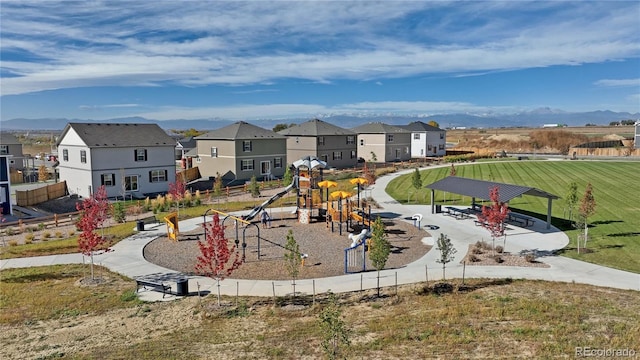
[326,197,372,235]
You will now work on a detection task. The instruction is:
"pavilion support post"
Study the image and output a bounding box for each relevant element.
[430,189,435,214]
[547,198,552,229]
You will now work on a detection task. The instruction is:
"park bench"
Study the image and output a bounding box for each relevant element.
[136,215,161,231]
[136,279,171,298]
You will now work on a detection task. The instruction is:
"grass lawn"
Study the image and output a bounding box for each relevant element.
[387,160,640,273]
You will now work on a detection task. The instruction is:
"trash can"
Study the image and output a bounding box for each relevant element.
[176,278,189,296]
[136,220,145,231]
[435,205,442,214]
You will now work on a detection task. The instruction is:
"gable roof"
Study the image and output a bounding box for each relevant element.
[57,123,175,148]
[350,122,410,134]
[399,121,443,132]
[177,136,197,149]
[425,176,559,202]
[196,121,285,140]
[278,118,355,136]
[0,132,21,145]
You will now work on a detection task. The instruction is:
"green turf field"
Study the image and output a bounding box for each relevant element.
[386,161,640,273]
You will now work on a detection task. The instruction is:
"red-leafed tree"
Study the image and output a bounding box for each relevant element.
[195,213,243,305]
[169,172,186,215]
[76,185,110,280]
[478,186,510,252]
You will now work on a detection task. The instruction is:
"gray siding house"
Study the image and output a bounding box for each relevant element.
[278,118,358,169]
[351,122,411,162]
[0,132,24,172]
[56,123,177,199]
[0,155,12,215]
[399,121,447,157]
[194,121,287,184]
[635,121,640,149]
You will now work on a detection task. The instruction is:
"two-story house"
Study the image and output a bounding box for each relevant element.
[194,121,287,184]
[278,118,358,169]
[635,121,639,149]
[56,123,177,199]
[400,121,447,157]
[0,132,25,172]
[351,122,411,163]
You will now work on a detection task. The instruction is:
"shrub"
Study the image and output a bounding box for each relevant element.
[5,228,14,236]
[55,231,64,238]
[495,245,504,254]
[525,254,536,263]
[67,230,76,237]
[113,202,126,223]
[472,247,483,255]
[25,233,35,242]
[38,223,46,231]
[25,238,33,245]
[8,240,18,246]
[475,241,492,250]
[493,255,504,263]
[42,231,52,239]
[468,254,480,262]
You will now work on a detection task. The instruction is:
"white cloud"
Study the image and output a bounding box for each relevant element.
[595,78,640,87]
[1,1,639,95]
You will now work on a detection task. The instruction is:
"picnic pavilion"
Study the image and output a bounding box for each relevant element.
[425,177,559,229]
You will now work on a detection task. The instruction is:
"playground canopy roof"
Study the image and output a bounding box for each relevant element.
[425,176,559,202]
[293,156,327,170]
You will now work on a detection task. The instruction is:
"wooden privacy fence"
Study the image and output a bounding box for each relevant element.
[178,167,201,183]
[15,181,68,206]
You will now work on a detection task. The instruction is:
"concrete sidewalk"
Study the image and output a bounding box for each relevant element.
[2,165,638,301]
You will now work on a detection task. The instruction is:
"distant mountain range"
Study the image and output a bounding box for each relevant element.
[1,109,638,132]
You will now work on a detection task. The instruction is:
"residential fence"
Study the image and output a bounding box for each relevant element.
[15,181,68,206]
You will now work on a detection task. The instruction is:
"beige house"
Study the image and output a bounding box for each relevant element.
[278,118,358,169]
[194,121,287,184]
[351,122,411,162]
[0,132,24,172]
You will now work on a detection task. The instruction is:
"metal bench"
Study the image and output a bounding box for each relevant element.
[136,279,171,298]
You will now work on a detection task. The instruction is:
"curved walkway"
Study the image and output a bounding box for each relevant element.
[2,166,638,301]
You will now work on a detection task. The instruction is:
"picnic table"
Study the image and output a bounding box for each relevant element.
[508,213,536,227]
[444,206,472,220]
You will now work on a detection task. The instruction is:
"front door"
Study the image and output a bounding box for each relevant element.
[260,161,271,176]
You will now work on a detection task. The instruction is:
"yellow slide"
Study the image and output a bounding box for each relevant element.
[350,211,370,227]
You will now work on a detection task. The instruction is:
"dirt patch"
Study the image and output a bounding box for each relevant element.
[461,243,549,268]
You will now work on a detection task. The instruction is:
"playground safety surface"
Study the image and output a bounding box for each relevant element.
[143,212,432,280]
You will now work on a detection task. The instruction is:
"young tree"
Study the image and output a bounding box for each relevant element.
[38,164,49,182]
[318,292,351,360]
[411,168,422,202]
[76,185,109,280]
[282,165,293,186]
[195,213,243,305]
[428,120,440,128]
[249,175,260,198]
[478,186,510,251]
[578,183,596,250]
[435,233,457,280]
[449,163,457,176]
[369,217,391,297]
[564,182,579,225]
[212,172,223,198]
[283,230,301,296]
[169,172,186,214]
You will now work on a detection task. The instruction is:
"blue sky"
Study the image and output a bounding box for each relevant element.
[1,1,639,123]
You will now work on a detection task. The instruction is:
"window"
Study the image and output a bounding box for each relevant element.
[241,159,254,171]
[124,175,139,191]
[317,137,325,146]
[333,151,342,160]
[387,134,394,142]
[428,145,433,151]
[63,149,68,161]
[359,139,365,146]
[346,136,355,145]
[101,173,115,187]
[149,170,167,182]
[274,157,283,168]
[0,145,7,154]
[243,141,252,152]
[440,132,444,139]
[405,147,409,154]
[439,144,445,150]
[414,133,420,140]
[80,150,87,163]
[320,154,328,162]
[210,147,218,157]
[350,150,356,159]
[135,148,147,161]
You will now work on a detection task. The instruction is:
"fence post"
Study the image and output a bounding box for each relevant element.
[54,214,58,227]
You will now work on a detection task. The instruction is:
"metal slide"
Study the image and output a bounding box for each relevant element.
[243,176,298,221]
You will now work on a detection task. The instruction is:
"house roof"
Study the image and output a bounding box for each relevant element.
[0,132,21,145]
[278,118,355,136]
[399,121,443,132]
[350,122,410,134]
[425,176,559,202]
[177,136,197,149]
[196,121,285,140]
[56,123,175,148]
